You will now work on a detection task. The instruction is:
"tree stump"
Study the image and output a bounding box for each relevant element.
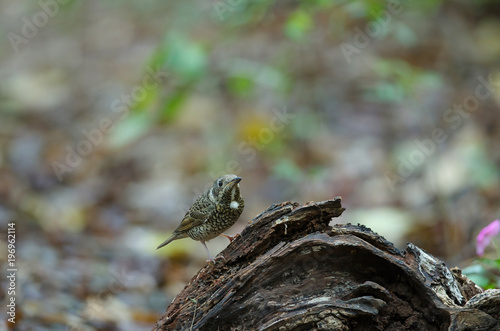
[154,198,500,331]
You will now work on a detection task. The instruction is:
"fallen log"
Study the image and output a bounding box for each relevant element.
[154,197,499,331]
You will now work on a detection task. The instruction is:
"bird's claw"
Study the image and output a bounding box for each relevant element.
[206,255,225,265]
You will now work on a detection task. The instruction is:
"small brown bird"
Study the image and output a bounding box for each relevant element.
[156,174,244,261]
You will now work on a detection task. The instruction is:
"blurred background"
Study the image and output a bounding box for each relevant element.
[1,0,499,330]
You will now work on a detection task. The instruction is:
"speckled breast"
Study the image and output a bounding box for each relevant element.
[187,203,244,241]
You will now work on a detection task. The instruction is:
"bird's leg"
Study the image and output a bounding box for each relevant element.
[201,241,214,262]
[220,233,238,243]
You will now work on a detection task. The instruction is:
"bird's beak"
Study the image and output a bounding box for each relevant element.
[226,177,242,187]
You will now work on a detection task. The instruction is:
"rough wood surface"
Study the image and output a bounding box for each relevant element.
[154,198,499,331]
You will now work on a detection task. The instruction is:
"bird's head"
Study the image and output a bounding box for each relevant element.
[212,174,242,200]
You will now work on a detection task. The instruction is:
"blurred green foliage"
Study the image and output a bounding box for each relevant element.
[464,259,500,289]
[284,10,313,42]
[2,1,500,330]
[364,60,442,103]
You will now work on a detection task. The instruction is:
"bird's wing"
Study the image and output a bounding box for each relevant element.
[176,215,205,232]
[175,199,211,232]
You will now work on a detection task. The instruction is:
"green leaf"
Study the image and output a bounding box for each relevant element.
[466,274,490,289]
[228,75,255,97]
[284,10,313,42]
[130,83,159,115]
[393,22,419,47]
[478,258,500,269]
[364,82,404,103]
[107,113,152,148]
[154,33,207,83]
[160,89,188,123]
[462,264,486,276]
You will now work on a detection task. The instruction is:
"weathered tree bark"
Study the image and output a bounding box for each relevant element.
[154,198,500,331]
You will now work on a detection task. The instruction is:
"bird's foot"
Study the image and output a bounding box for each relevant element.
[220,233,239,243]
[206,255,225,265]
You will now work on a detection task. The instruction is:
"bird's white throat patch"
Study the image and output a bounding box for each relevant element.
[230,185,239,209]
[209,188,216,203]
[230,185,237,200]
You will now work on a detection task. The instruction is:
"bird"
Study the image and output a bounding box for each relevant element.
[156,174,244,261]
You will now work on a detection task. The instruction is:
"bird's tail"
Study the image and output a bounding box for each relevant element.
[156,233,184,250]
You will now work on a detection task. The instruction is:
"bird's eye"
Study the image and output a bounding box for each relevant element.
[218,180,223,187]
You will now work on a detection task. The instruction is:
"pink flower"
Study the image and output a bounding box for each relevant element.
[476,220,500,256]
